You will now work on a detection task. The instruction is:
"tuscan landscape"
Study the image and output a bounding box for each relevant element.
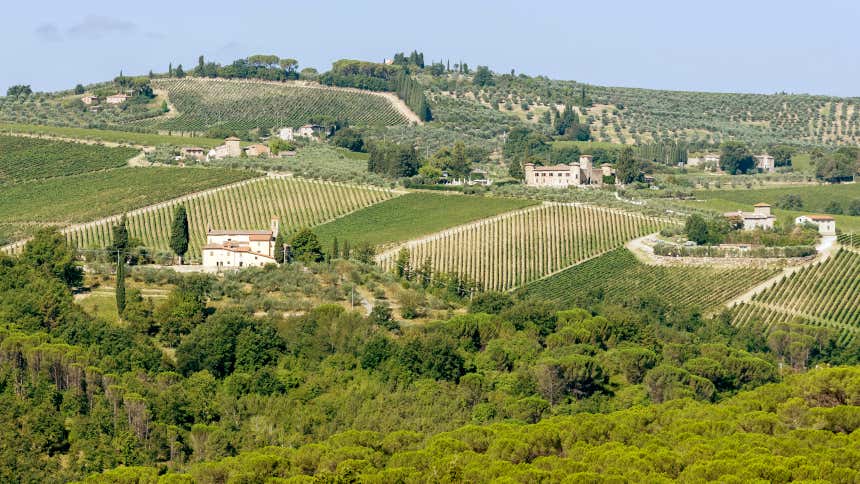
[1,4,860,483]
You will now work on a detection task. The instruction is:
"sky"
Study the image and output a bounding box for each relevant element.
[3,0,859,97]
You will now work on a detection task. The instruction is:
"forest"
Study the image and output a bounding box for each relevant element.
[1,228,858,482]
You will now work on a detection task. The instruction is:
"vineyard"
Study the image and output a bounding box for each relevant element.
[377,204,665,291]
[0,135,138,183]
[146,78,410,131]
[0,122,225,148]
[65,176,399,259]
[0,168,254,245]
[524,248,781,311]
[732,249,860,345]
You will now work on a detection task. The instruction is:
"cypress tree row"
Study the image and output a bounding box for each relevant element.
[392,71,433,122]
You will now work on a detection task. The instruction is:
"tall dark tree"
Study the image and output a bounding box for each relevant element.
[720,141,755,175]
[473,66,494,87]
[116,255,126,316]
[685,214,710,245]
[111,215,129,256]
[615,147,639,184]
[170,206,189,264]
[274,231,287,264]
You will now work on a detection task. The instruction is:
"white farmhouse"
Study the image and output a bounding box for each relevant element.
[795,215,836,236]
[724,203,776,231]
[106,93,130,104]
[202,218,281,269]
[524,155,613,188]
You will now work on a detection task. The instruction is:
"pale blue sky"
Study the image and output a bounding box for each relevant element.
[4,0,859,96]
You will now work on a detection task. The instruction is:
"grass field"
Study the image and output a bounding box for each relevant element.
[148,78,409,131]
[732,249,860,345]
[687,184,860,232]
[0,167,255,243]
[377,204,665,291]
[524,248,781,311]
[65,176,399,259]
[312,192,536,249]
[0,135,138,184]
[0,122,224,147]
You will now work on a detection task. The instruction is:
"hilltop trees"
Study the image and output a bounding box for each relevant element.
[473,66,494,87]
[814,146,859,182]
[719,141,755,174]
[170,206,189,264]
[6,85,32,97]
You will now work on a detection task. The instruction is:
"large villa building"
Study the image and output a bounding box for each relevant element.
[524,155,614,188]
[202,218,280,269]
[724,203,776,231]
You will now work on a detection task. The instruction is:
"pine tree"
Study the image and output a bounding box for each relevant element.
[116,256,126,316]
[169,206,189,264]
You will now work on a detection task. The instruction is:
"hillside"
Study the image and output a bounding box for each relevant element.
[428,73,860,148]
[142,78,414,131]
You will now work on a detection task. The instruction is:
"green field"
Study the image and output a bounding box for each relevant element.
[148,78,410,131]
[313,192,536,248]
[524,248,781,311]
[688,183,860,232]
[0,135,138,183]
[0,167,255,244]
[0,122,225,147]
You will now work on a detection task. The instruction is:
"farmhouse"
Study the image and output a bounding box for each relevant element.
[795,215,836,236]
[181,147,206,161]
[81,95,99,105]
[754,154,776,173]
[202,218,281,269]
[105,93,130,104]
[724,203,776,231]
[207,137,243,160]
[524,155,614,188]
[277,127,294,141]
[704,153,720,164]
[244,143,271,157]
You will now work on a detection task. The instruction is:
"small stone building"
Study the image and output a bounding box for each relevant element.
[202,218,281,269]
[724,203,776,231]
[795,215,836,236]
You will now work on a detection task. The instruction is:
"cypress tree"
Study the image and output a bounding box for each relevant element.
[274,231,286,263]
[332,237,339,260]
[169,205,189,264]
[112,214,129,255]
[116,256,126,316]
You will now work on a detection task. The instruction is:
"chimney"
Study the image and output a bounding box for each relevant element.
[270,217,280,239]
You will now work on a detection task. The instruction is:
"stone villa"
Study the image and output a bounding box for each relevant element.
[207,137,243,160]
[524,155,614,188]
[202,218,281,269]
[724,203,776,231]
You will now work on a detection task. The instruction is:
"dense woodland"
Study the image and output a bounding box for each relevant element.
[1,226,859,482]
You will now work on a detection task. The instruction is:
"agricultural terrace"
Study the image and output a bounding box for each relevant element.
[0,122,225,148]
[378,204,664,291]
[312,192,536,249]
[0,168,254,244]
[149,78,410,131]
[0,135,138,183]
[66,176,399,259]
[524,248,781,312]
[733,249,860,345]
